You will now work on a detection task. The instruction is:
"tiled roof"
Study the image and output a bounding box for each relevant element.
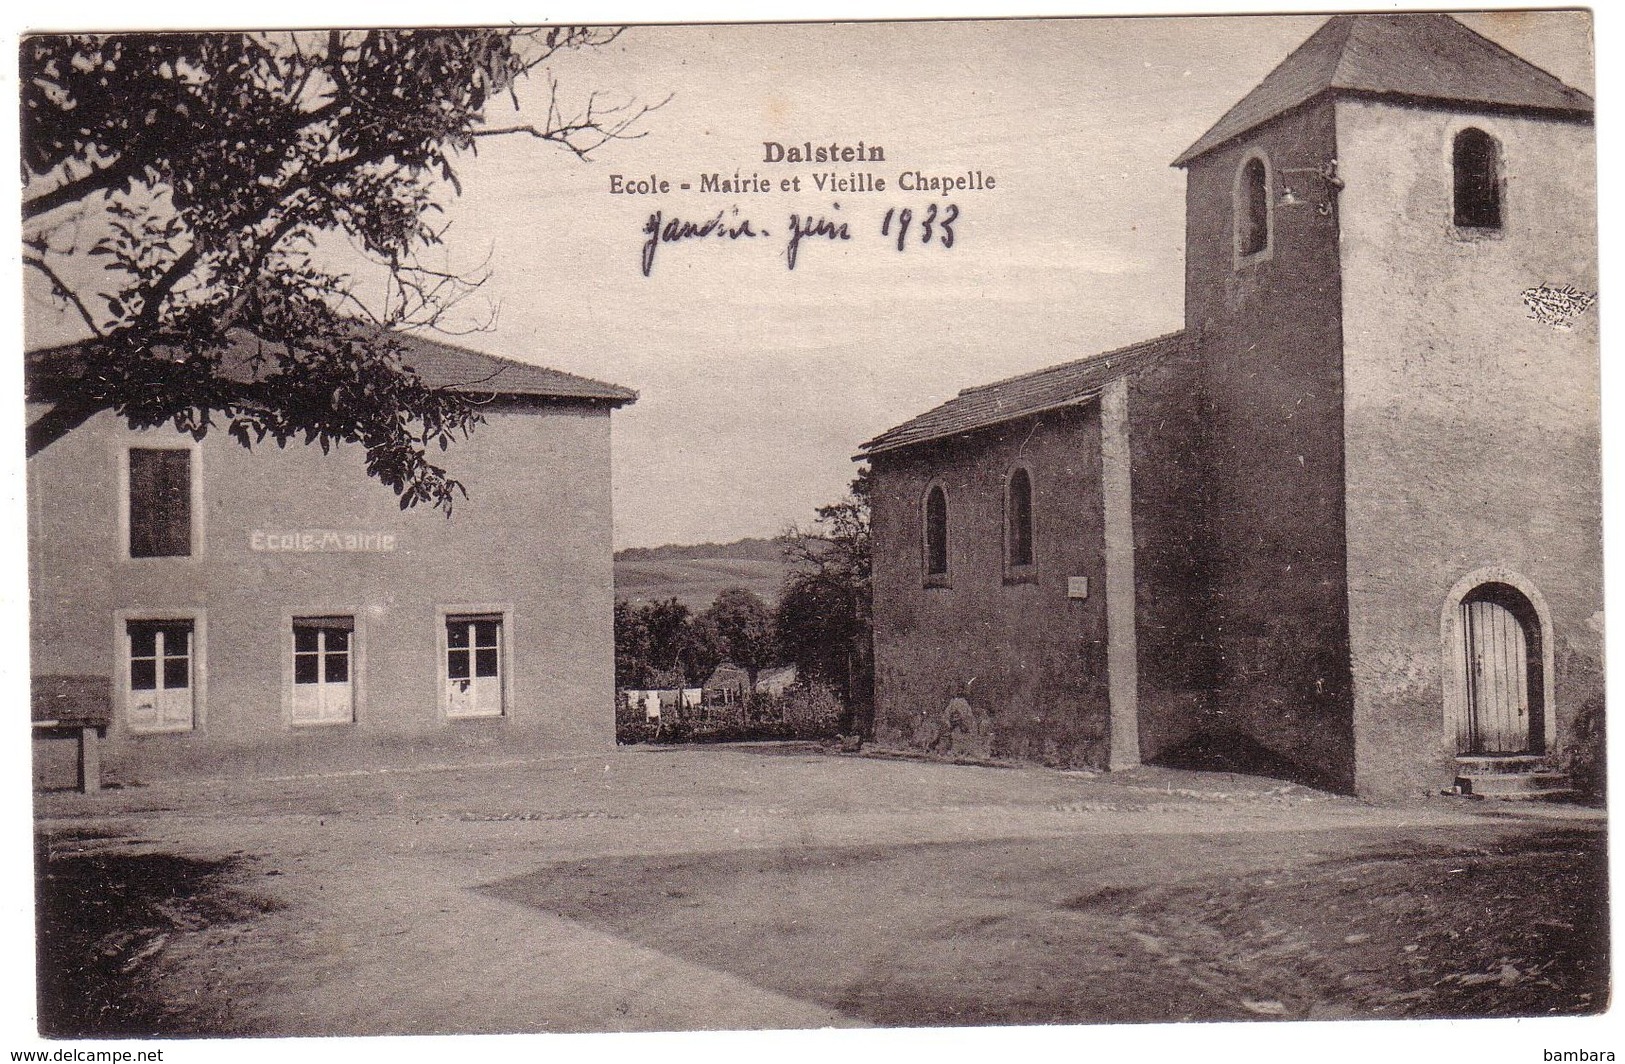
[377,330,637,403]
[26,328,637,405]
[1174,13,1593,167]
[859,331,1190,458]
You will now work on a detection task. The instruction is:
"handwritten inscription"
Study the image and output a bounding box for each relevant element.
[619,139,992,275]
[640,204,961,275]
[785,212,850,270]
[881,204,957,250]
[641,210,764,277]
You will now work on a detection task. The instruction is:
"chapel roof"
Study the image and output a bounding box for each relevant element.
[858,331,1190,458]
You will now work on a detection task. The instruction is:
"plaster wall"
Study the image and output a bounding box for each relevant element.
[1182,100,1356,791]
[1335,99,1602,798]
[29,401,618,783]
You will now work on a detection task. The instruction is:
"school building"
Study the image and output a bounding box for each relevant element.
[29,330,635,785]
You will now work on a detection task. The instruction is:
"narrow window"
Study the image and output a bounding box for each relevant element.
[126,619,194,732]
[292,616,355,725]
[1237,156,1269,258]
[446,614,504,718]
[1007,467,1034,568]
[1453,128,1502,229]
[128,448,192,557]
[924,485,949,577]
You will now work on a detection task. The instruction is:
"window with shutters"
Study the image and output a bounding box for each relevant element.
[126,619,196,732]
[292,617,356,725]
[445,613,506,718]
[127,446,195,558]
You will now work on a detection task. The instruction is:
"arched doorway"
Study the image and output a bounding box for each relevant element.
[1454,582,1546,756]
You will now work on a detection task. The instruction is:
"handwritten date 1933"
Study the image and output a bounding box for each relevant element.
[640,205,962,276]
[881,203,958,251]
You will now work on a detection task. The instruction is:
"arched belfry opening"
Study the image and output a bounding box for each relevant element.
[1235,155,1270,258]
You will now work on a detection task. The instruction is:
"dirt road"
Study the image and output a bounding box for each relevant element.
[33,743,1607,1036]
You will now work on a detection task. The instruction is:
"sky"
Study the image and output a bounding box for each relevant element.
[20,13,1597,549]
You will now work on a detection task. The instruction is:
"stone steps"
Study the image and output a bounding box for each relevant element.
[1452,755,1577,802]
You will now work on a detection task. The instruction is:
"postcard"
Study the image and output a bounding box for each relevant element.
[16,8,1610,1061]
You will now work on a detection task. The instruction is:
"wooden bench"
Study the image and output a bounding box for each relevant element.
[33,676,112,794]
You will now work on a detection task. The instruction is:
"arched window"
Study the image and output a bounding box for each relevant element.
[1006,467,1033,568]
[924,484,949,577]
[1453,128,1502,229]
[1236,155,1270,258]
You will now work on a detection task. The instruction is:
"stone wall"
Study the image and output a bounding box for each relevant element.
[1181,99,1357,792]
[869,405,1113,767]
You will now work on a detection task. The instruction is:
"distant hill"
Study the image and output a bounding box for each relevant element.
[615,537,791,610]
[616,537,784,564]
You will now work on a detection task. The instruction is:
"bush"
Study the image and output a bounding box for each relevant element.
[778,683,843,737]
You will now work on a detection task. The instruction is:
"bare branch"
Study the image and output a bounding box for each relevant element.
[24,254,105,338]
[472,84,671,159]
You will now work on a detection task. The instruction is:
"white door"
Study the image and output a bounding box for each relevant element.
[446,617,503,717]
[293,621,354,724]
[127,621,194,732]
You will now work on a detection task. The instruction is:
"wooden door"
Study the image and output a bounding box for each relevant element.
[1463,598,1532,754]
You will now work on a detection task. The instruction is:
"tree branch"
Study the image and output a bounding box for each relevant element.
[23,154,145,222]
[24,254,105,338]
[27,395,106,457]
[134,244,202,332]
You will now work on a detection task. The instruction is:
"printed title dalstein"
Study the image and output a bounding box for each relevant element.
[764,140,885,163]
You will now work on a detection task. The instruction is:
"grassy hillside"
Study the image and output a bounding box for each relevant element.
[615,539,790,610]
[617,537,783,564]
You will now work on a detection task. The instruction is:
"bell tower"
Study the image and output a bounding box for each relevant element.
[1171,13,1598,798]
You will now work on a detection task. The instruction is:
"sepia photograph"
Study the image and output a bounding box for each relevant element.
[13,4,1612,1058]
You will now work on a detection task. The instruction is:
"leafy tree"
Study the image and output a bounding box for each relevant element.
[683,614,726,690]
[612,599,650,690]
[23,29,658,511]
[637,598,693,681]
[776,468,872,732]
[698,586,778,685]
[612,597,719,688]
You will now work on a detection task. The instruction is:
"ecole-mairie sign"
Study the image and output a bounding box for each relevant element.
[251,530,399,553]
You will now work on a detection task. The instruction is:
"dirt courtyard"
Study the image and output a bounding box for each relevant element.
[32,743,1608,1038]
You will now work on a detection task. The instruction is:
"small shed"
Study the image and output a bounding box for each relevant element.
[703,663,751,704]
